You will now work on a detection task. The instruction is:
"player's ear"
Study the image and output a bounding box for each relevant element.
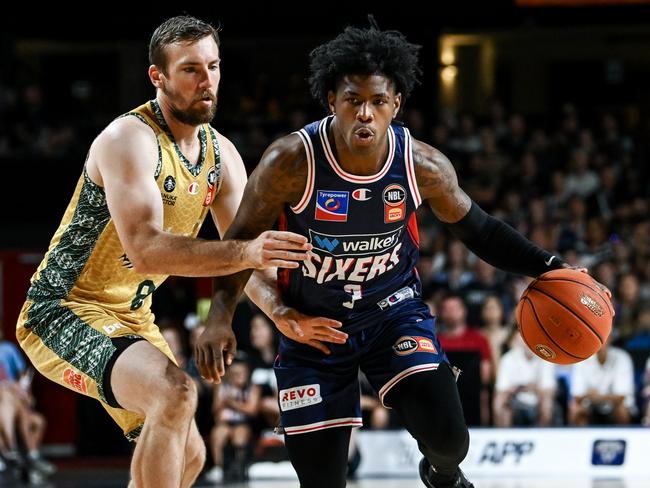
[327,90,336,115]
[149,65,164,88]
[393,93,402,119]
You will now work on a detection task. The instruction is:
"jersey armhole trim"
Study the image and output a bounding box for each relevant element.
[122,112,163,179]
[290,130,315,214]
[404,128,423,208]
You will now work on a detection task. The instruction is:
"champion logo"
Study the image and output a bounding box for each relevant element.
[188,182,199,195]
[352,188,372,201]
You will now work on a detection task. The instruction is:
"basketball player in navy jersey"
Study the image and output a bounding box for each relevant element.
[195,24,570,488]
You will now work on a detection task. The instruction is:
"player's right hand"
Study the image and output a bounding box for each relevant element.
[244,230,312,269]
[271,305,347,354]
[194,324,237,384]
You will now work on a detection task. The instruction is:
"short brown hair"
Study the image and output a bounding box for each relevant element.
[149,15,220,73]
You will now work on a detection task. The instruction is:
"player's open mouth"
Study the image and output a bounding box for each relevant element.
[354,127,375,143]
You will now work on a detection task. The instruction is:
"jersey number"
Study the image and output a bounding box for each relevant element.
[342,284,363,309]
[130,280,156,310]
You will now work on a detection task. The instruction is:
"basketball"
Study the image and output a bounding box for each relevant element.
[516,268,614,364]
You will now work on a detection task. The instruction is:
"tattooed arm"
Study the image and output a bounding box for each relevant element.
[195,134,345,382]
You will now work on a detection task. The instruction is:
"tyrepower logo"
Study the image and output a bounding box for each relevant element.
[309,227,403,257]
[315,190,349,222]
[279,384,322,411]
[63,368,87,394]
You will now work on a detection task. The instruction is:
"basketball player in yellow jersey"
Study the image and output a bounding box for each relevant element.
[15,15,319,488]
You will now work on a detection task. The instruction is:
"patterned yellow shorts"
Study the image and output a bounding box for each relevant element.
[16,299,176,441]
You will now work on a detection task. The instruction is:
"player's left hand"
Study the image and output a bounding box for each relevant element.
[272,305,347,354]
[194,324,237,384]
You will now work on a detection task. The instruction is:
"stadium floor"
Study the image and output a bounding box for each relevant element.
[1,469,649,488]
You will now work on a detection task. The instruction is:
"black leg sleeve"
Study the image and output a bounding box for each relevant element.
[385,364,470,479]
[284,427,352,488]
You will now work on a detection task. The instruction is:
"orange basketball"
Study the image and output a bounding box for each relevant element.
[516,268,614,364]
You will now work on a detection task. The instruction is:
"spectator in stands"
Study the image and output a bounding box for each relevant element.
[248,314,280,429]
[616,273,642,338]
[0,326,56,482]
[206,357,258,483]
[432,240,474,291]
[493,328,556,427]
[438,295,493,425]
[569,337,635,425]
[461,259,508,327]
[479,296,510,371]
[641,357,650,426]
[566,147,600,198]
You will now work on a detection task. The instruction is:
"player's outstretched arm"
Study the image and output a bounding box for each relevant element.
[245,269,347,355]
[88,117,309,277]
[196,134,312,382]
[412,139,564,278]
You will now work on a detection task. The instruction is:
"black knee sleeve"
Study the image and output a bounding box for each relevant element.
[385,364,470,475]
[284,427,351,488]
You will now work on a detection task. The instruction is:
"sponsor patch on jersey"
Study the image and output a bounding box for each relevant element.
[352,188,372,201]
[393,336,438,356]
[383,184,406,223]
[203,186,215,207]
[309,226,403,257]
[163,175,176,192]
[315,190,349,222]
[162,194,177,206]
[188,182,200,195]
[204,166,218,206]
[207,166,217,186]
[63,368,87,394]
[279,383,322,411]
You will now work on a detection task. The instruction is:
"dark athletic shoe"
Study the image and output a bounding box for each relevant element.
[418,457,475,488]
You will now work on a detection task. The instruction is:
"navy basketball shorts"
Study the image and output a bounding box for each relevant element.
[274,299,447,435]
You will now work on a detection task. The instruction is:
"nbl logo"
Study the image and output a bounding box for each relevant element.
[383,184,406,223]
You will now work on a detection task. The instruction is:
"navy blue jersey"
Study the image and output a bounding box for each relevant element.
[279,116,423,326]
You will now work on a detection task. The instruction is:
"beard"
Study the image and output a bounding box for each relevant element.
[162,85,218,125]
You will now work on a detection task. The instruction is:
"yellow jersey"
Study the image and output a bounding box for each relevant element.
[25,100,221,327]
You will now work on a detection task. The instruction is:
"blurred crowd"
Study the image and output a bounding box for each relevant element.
[2,72,650,482]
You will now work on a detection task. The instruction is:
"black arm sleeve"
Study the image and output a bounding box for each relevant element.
[444,201,564,278]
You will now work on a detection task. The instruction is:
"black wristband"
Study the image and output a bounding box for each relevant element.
[445,202,564,278]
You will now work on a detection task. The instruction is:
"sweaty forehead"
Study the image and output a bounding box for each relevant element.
[336,74,396,96]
